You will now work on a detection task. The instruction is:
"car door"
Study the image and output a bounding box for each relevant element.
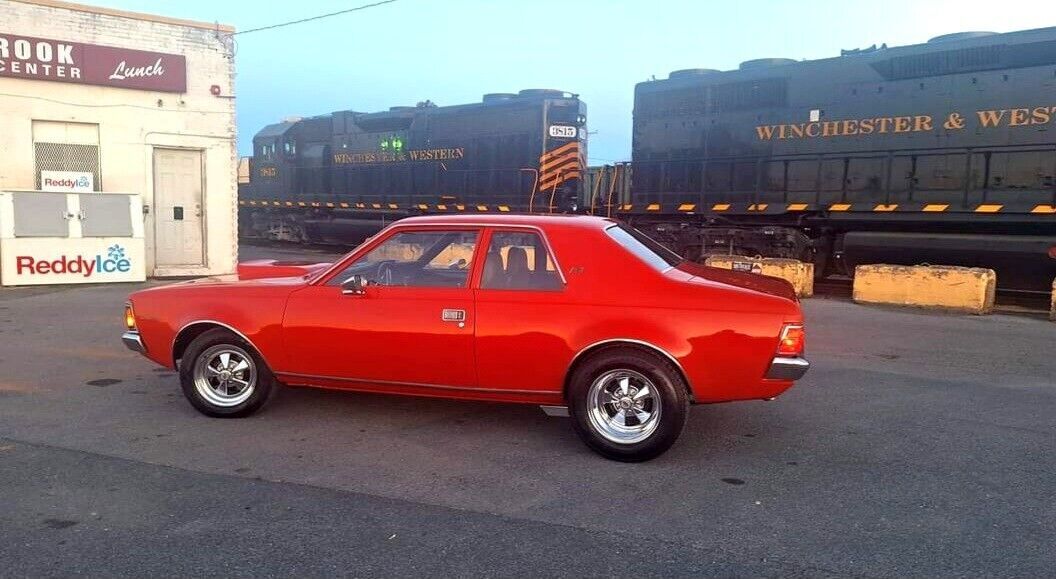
[473,228,574,396]
[280,227,480,389]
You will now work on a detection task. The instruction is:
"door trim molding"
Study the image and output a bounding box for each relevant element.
[275,371,562,397]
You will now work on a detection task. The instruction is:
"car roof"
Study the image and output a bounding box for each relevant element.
[394,213,618,231]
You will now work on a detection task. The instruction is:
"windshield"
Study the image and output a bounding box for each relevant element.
[605,224,683,271]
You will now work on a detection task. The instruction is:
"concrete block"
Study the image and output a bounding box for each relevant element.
[1051,278,1055,322]
[852,264,996,314]
[704,255,814,298]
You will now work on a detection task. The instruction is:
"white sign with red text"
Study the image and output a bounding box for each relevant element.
[41,170,94,192]
[1,190,146,286]
[1,237,145,285]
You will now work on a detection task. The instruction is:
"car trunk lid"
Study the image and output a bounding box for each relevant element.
[674,261,798,302]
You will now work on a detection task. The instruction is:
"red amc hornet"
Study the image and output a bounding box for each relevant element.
[122,215,808,461]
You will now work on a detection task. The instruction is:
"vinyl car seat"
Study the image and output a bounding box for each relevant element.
[505,246,533,288]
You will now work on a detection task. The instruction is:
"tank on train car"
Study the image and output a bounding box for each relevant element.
[626,27,1056,291]
[239,91,587,244]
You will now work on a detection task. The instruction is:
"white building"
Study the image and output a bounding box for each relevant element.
[0,0,237,281]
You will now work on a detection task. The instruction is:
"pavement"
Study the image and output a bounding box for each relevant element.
[0,241,1053,577]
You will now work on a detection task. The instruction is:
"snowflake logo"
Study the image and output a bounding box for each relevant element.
[107,245,126,261]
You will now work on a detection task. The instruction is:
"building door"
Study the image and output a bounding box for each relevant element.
[153,149,204,267]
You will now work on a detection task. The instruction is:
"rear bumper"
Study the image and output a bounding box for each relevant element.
[765,356,809,380]
[121,331,146,354]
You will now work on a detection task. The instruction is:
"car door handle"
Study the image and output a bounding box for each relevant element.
[441,309,466,322]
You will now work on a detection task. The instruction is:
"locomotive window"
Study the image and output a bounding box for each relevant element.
[915,154,967,191]
[787,160,818,192]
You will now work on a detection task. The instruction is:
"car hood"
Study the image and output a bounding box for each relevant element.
[237,259,333,280]
[144,272,312,290]
[675,261,798,302]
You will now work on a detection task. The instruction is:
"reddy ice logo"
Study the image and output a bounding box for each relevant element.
[16,244,131,277]
[42,175,90,189]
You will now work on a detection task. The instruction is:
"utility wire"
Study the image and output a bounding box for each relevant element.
[235,0,398,35]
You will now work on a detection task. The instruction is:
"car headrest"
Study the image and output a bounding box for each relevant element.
[482,250,504,288]
[506,246,530,275]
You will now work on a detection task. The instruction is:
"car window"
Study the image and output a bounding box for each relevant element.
[605,224,682,272]
[328,230,478,288]
[480,231,563,291]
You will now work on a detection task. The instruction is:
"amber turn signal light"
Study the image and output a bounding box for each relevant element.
[776,324,805,357]
[124,304,137,331]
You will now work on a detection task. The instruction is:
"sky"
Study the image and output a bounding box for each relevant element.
[94,0,1050,162]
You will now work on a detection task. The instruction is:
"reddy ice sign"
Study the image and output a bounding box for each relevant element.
[15,244,132,277]
[41,170,94,192]
[1,240,146,286]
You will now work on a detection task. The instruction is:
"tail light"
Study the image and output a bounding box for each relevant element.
[776,324,804,357]
[124,303,137,331]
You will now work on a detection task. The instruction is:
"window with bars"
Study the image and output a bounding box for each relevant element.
[34,142,101,190]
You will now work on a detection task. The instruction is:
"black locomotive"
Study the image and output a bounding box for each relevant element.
[603,27,1056,291]
[240,28,1056,291]
[239,90,586,243]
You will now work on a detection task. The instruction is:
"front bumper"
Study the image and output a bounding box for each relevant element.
[121,331,146,354]
[765,356,809,380]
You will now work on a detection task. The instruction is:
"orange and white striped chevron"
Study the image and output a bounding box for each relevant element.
[537,141,584,192]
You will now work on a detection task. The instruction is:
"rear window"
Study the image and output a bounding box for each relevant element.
[605,225,682,272]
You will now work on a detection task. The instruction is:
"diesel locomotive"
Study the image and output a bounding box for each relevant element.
[238,89,586,244]
[239,27,1056,291]
[606,27,1056,291]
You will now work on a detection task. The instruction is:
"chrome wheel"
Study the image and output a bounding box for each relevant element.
[586,369,661,445]
[192,344,256,408]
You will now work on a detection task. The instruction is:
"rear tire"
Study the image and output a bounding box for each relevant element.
[178,328,276,418]
[568,348,689,462]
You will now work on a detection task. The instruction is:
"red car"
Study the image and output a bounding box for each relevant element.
[122,215,808,461]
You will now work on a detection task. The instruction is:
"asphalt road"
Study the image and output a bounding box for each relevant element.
[0,242,1053,577]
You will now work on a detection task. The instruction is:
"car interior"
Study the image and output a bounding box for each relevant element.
[330,230,563,290]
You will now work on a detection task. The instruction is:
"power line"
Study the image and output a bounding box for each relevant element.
[235,0,399,35]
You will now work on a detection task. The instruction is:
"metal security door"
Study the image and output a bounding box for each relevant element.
[153,149,204,267]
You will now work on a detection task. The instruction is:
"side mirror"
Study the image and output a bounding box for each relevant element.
[341,274,368,295]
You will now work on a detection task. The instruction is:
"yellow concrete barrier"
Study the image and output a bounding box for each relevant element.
[1051,278,1055,322]
[704,255,814,298]
[852,264,996,314]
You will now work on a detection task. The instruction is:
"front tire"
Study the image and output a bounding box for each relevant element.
[179,328,276,418]
[568,348,689,462]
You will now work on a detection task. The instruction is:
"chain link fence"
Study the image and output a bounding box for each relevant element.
[34,142,101,190]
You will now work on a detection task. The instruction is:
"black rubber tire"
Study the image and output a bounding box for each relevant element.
[568,347,690,462]
[178,328,276,418]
